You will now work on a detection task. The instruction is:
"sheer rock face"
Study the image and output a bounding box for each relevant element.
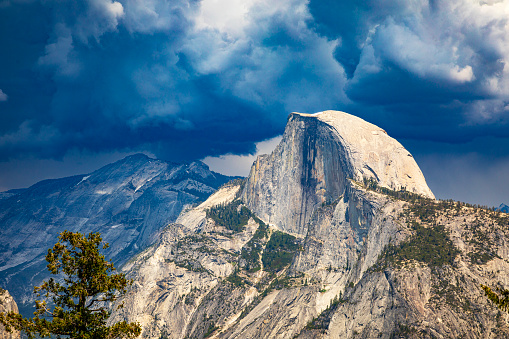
[109,184,255,339]
[0,290,20,339]
[112,111,509,339]
[242,111,434,235]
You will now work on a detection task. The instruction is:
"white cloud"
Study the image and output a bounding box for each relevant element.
[344,0,509,127]
[202,135,282,176]
[449,65,475,83]
[195,0,255,37]
[0,89,7,102]
[194,0,304,38]
[184,0,347,112]
[369,17,476,84]
[119,0,509,123]
[75,0,124,42]
[122,0,198,33]
[105,0,123,17]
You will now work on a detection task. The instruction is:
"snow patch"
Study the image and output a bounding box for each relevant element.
[77,175,90,185]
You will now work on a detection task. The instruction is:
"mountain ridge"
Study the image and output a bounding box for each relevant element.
[3,112,509,338]
[105,111,509,338]
[0,153,236,315]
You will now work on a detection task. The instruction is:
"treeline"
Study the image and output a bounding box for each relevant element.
[362,177,426,203]
[262,231,299,272]
[206,200,252,232]
[362,177,509,226]
[374,222,460,270]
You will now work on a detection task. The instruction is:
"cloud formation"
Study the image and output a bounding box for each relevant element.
[310,0,509,133]
[0,89,6,102]
[0,0,347,162]
[0,0,509,202]
[203,135,282,176]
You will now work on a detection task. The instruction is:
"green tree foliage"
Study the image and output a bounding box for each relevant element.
[240,217,269,272]
[374,222,459,270]
[262,231,299,272]
[481,284,509,312]
[206,200,252,232]
[0,231,141,339]
[362,177,426,203]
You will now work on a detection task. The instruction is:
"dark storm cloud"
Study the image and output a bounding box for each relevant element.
[402,136,509,207]
[309,0,509,142]
[0,0,345,162]
[0,0,509,204]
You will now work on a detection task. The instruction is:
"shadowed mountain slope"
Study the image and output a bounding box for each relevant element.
[0,154,235,315]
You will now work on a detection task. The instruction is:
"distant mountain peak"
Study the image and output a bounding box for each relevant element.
[187,160,211,174]
[498,203,509,213]
[114,153,152,165]
[0,154,237,315]
[125,153,150,160]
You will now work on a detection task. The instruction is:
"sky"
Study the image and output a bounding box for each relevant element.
[0,0,508,206]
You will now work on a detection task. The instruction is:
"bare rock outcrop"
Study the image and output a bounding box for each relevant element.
[0,289,20,339]
[112,110,509,339]
[242,110,433,235]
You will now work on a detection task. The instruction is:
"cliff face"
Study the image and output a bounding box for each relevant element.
[241,111,433,235]
[74,111,509,338]
[0,154,234,315]
[290,194,509,339]
[109,184,247,338]
[0,290,20,339]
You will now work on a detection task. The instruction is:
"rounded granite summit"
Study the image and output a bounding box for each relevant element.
[242,109,435,235]
[291,110,435,199]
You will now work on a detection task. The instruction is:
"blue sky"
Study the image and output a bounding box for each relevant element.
[0,0,508,206]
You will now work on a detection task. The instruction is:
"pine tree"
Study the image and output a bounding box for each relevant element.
[482,284,509,312]
[0,231,141,339]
